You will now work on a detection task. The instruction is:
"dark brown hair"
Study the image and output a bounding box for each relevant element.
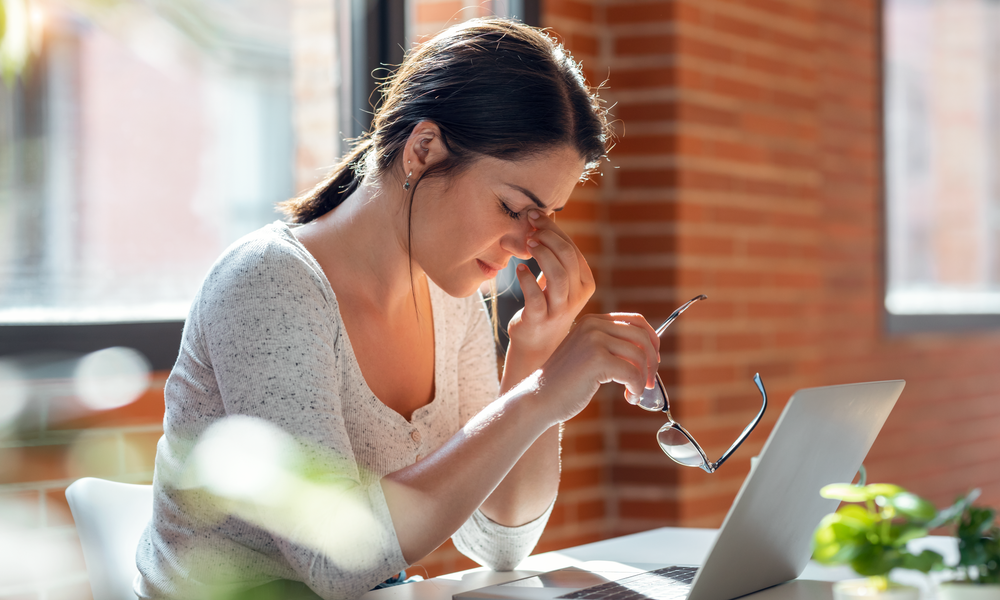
[279,17,610,222]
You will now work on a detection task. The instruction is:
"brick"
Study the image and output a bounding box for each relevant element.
[618,168,678,190]
[611,267,673,287]
[565,431,604,454]
[617,234,674,254]
[546,0,595,22]
[577,498,607,521]
[619,498,678,520]
[606,3,675,24]
[609,202,677,222]
[615,33,675,57]
[561,465,603,491]
[613,464,679,486]
[614,134,674,156]
[612,67,677,90]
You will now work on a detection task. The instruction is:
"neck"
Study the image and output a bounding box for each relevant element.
[298,179,424,315]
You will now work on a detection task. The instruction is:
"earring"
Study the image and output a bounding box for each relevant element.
[403,171,412,191]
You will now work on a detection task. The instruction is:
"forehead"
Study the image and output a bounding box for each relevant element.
[475,146,587,210]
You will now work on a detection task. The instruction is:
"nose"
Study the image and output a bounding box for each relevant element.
[500,227,533,261]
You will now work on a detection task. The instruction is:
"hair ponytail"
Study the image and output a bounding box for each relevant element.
[278,138,373,224]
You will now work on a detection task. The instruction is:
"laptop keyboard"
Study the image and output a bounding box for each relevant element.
[556,566,698,600]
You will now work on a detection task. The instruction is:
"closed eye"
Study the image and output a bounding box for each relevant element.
[498,198,521,221]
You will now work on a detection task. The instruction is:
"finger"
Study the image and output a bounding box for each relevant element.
[516,263,546,320]
[529,211,593,303]
[527,241,569,313]
[583,315,659,388]
[528,213,583,278]
[531,229,581,286]
[528,210,574,245]
[606,313,660,362]
[603,335,651,396]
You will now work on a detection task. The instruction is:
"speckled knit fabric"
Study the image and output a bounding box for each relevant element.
[134,222,552,600]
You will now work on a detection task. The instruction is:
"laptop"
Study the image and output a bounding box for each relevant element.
[456,380,905,600]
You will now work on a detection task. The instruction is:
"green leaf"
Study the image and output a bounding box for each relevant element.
[888,524,929,547]
[813,513,868,565]
[851,545,903,577]
[929,489,980,529]
[821,483,875,502]
[867,484,906,499]
[966,507,997,537]
[838,504,877,527]
[901,549,945,573]
[885,492,937,523]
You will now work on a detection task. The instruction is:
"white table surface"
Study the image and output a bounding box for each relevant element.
[361,528,958,600]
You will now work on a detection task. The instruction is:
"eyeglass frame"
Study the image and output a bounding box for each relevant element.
[642,295,768,474]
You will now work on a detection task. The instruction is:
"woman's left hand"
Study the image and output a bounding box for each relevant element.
[505,210,596,369]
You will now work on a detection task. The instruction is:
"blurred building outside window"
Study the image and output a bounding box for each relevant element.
[0,0,296,324]
[885,0,1000,317]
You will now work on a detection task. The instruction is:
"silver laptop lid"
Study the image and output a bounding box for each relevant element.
[687,380,904,600]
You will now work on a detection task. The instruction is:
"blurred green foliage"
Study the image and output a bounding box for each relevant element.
[812,482,950,590]
[953,501,1000,584]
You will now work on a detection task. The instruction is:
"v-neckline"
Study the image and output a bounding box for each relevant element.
[281,221,442,425]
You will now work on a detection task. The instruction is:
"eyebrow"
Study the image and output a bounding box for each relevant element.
[506,184,565,212]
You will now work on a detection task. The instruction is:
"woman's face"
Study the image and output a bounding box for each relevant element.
[410,145,587,298]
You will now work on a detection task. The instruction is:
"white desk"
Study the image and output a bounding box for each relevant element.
[362,528,957,600]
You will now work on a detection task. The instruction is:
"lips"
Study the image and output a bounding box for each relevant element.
[476,259,502,278]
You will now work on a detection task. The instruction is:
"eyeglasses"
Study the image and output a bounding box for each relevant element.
[629,295,768,473]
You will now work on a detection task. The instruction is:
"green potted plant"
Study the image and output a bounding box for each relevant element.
[939,492,1000,600]
[812,482,946,600]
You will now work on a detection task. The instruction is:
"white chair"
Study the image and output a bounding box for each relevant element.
[66,478,153,600]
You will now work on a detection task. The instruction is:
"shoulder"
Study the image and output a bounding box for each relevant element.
[201,221,331,303]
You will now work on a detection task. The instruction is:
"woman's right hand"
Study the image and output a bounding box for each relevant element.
[532,312,660,425]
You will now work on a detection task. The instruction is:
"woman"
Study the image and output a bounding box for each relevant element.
[135,18,660,600]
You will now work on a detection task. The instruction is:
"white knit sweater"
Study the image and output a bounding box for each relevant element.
[135,222,552,600]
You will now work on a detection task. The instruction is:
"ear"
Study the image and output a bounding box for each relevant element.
[401,121,447,178]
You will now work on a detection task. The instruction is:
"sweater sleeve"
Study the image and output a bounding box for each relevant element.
[450,293,554,571]
[198,237,408,599]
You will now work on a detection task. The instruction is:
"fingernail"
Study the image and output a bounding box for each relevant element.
[527,239,539,247]
[517,264,527,272]
[528,210,540,220]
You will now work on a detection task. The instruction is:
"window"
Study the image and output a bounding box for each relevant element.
[0,1,295,364]
[0,0,540,365]
[884,0,1000,331]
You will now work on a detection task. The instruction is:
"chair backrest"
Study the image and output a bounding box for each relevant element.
[66,478,153,600]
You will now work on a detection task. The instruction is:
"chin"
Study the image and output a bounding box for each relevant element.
[426,273,483,299]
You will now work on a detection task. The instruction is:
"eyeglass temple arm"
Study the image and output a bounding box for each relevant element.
[712,373,767,471]
[655,294,708,336]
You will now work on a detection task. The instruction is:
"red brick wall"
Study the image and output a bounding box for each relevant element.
[595,0,1000,537]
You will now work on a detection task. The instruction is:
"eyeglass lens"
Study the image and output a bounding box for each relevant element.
[656,425,704,467]
[635,380,666,411]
